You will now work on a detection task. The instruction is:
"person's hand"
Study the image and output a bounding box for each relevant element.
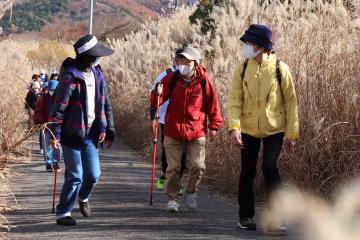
[230,129,243,146]
[105,139,113,148]
[156,84,163,95]
[208,130,217,142]
[99,132,106,143]
[284,139,297,152]
[50,139,59,149]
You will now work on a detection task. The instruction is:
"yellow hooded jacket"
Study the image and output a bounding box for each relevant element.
[227,54,299,139]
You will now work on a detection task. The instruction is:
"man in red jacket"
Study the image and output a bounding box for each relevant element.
[151,46,223,212]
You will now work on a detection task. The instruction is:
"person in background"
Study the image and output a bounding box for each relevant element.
[227,24,299,231]
[25,79,41,129]
[39,69,46,83]
[50,72,60,82]
[149,48,187,191]
[34,80,61,171]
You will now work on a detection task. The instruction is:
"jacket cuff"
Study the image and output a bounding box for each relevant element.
[285,132,299,140]
[228,124,241,132]
[100,126,107,133]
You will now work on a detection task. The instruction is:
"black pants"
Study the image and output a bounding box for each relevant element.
[160,124,186,177]
[238,132,284,219]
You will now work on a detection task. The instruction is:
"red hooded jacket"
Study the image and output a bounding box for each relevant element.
[151,66,223,141]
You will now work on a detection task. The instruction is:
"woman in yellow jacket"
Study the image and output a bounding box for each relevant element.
[227,24,299,230]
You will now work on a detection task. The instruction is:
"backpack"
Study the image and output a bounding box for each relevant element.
[241,59,283,98]
[168,70,207,111]
[165,68,173,74]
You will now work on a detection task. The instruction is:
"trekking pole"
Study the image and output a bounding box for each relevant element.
[52,147,59,213]
[149,95,160,205]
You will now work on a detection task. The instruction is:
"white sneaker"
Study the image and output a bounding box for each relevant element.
[167,200,179,212]
[184,192,197,210]
[40,149,44,155]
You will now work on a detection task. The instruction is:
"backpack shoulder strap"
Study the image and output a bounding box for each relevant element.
[276,59,281,86]
[201,79,207,111]
[169,70,180,94]
[165,68,172,74]
[241,59,249,81]
[276,59,284,99]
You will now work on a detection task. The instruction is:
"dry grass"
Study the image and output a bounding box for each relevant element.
[262,182,360,240]
[0,39,40,237]
[102,0,360,198]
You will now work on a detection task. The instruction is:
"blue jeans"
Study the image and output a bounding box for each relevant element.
[56,128,101,215]
[42,130,62,166]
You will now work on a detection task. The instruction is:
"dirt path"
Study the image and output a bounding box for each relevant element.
[5,139,291,240]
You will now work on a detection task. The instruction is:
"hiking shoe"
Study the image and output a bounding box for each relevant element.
[53,163,61,172]
[156,176,166,190]
[45,164,53,172]
[184,192,197,210]
[56,216,76,226]
[79,201,91,217]
[178,187,185,196]
[238,218,257,230]
[167,200,179,212]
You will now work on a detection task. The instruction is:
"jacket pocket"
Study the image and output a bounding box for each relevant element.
[265,109,285,131]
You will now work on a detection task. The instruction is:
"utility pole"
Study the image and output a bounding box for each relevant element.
[89,0,94,34]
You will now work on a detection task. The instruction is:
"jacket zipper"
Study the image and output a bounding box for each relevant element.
[257,65,261,137]
[183,87,188,141]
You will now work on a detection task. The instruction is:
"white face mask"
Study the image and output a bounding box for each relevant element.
[93,57,101,67]
[178,65,192,76]
[242,44,262,59]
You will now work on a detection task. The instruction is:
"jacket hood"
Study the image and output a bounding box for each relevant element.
[193,65,209,83]
[59,57,76,77]
[59,57,102,81]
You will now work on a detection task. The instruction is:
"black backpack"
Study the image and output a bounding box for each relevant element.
[241,59,283,98]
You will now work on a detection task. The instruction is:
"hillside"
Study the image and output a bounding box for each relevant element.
[0,0,160,40]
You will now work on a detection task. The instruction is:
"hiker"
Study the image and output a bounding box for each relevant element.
[50,72,60,82]
[227,24,299,230]
[50,34,114,226]
[151,46,223,212]
[149,48,187,191]
[103,78,115,149]
[39,69,47,83]
[34,80,61,172]
[25,79,42,129]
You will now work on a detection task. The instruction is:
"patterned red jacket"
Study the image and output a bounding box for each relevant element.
[34,93,52,124]
[151,66,223,142]
[50,59,107,149]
